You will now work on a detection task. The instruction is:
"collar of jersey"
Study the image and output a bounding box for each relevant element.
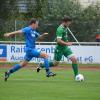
[29,26,36,31]
[60,25,68,29]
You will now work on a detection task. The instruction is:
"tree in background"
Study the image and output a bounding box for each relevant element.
[0,0,100,42]
[40,0,100,42]
[72,4,100,41]
[0,0,18,40]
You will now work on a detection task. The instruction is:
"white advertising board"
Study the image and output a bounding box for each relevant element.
[6,44,100,64]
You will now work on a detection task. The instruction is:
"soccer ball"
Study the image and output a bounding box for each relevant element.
[75,74,84,82]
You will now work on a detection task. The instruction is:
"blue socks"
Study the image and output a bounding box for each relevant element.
[8,59,50,75]
[44,58,50,73]
[8,64,21,75]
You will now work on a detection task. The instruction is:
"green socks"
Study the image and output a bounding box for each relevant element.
[72,63,78,76]
[40,62,78,77]
[40,62,54,68]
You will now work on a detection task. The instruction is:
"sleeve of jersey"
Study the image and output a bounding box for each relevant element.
[56,29,63,39]
[21,27,29,35]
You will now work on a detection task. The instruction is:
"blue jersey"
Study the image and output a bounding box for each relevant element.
[22,26,40,49]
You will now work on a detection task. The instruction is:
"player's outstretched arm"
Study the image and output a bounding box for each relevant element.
[57,38,73,46]
[38,33,48,40]
[4,30,23,37]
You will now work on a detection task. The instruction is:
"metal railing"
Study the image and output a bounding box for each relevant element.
[0,41,100,46]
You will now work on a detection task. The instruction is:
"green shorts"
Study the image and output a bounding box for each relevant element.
[54,46,75,61]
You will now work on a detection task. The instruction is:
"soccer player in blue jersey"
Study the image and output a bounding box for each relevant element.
[4,18,56,81]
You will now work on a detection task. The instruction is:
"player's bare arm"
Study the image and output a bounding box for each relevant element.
[57,38,73,46]
[38,33,48,40]
[4,30,23,37]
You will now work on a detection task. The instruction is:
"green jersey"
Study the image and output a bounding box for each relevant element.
[54,25,74,61]
[56,25,69,49]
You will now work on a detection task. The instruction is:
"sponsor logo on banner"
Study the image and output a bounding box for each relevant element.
[7,45,55,62]
[6,45,100,64]
[0,45,7,61]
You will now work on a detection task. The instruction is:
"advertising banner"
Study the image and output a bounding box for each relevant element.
[0,44,100,64]
[0,45,7,61]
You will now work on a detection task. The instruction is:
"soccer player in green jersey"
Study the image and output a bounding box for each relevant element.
[37,16,79,79]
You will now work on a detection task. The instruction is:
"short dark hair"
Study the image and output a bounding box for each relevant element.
[29,18,38,25]
[62,16,72,22]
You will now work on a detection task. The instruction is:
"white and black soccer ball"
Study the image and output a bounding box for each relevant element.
[75,74,84,82]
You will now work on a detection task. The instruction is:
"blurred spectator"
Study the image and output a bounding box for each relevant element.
[95,30,100,46]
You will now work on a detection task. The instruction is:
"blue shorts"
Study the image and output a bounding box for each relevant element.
[24,48,41,61]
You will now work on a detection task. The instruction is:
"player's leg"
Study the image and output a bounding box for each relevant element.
[38,61,55,68]
[4,60,28,81]
[69,56,78,76]
[30,48,56,77]
[40,51,56,77]
[64,47,78,77]
[37,48,62,72]
[37,60,59,72]
[4,48,34,81]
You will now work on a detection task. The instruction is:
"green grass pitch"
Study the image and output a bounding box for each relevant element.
[0,68,100,100]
